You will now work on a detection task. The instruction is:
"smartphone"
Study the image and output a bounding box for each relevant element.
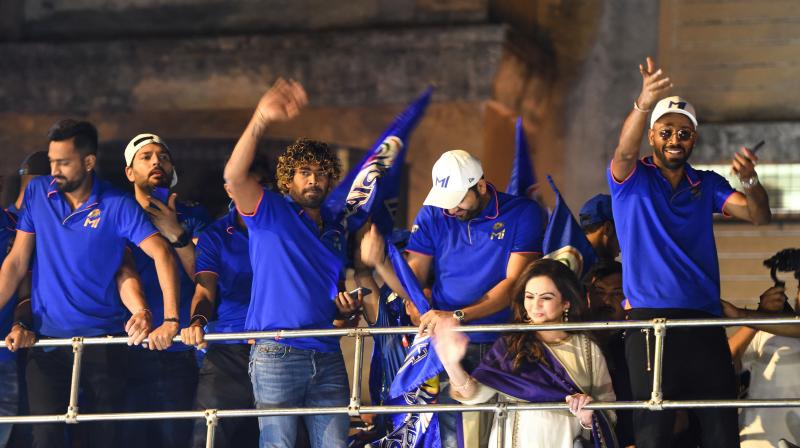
[348,287,372,298]
[150,187,170,206]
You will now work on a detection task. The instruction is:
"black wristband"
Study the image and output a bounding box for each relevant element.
[163,317,180,325]
[171,231,191,248]
[13,320,31,331]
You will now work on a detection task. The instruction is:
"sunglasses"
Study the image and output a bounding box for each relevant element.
[658,128,694,142]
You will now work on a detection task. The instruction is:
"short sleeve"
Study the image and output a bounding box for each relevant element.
[194,230,221,276]
[16,182,37,233]
[710,172,737,214]
[238,188,278,230]
[406,207,435,256]
[511,201,544,253]
[115,196,159,245]
[607,159,642,198]
[740,331,763,373]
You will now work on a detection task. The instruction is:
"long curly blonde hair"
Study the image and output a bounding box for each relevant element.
[275,138,342,194]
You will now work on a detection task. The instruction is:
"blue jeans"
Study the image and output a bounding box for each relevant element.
[249,342,349,448]
[0,358,18,448]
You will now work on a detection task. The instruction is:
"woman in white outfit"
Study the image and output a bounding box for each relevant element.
[433,259,619,448]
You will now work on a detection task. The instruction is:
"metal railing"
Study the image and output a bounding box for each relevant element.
[2,316,800,447]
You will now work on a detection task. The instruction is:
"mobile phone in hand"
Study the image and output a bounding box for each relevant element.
[348,287,372,298]
[150,187,170,207]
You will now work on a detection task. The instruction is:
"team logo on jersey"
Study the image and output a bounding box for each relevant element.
[411,224,420,233]
[83,209,101,228]
[490,221,505,240]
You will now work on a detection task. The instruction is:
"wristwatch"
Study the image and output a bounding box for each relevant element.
[171,231,191,248]
[453,309,465,323]
[740,175,759,190]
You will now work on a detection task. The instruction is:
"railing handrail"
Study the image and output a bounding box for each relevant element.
[6,316,800,447]
[19,316,800,347]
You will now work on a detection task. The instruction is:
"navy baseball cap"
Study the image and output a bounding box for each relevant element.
[19,151,50,176]
[579,194,613,228]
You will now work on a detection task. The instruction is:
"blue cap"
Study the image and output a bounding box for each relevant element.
[579,194,613,228]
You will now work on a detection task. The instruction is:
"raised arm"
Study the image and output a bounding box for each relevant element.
[224,78,308,214]
[611,56,673,182]
[138,234,181,350]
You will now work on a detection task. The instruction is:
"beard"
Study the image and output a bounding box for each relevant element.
[292,186,326,209]
[654,144,692,170]
[54,173,86,193]
[456,206,481,222]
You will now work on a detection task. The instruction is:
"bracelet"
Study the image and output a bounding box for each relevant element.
[633,99,652,113]
[16,297,31,307]
[451,376,474,392]
[580,419,593,430]
[190,314,209,326]
[163,317,180,325]
[136,308,152,316]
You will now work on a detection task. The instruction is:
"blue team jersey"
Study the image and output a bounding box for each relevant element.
[239,188,346,352]
[406,184,545,344]
[17,175,159,337]
[0,210,17,361]
[129,200,209,351]
[195,208,251,341]
[608,157,736,315]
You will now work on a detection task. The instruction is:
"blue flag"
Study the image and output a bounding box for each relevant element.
[506,117,537,198]
[325,87,432,235]
[542,175,598,279]
[331,88,441,448]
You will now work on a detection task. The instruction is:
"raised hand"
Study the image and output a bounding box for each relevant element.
[636,56,673,111]
[359,224,386,268]
[254,78,308,126]
[731,146,759,183]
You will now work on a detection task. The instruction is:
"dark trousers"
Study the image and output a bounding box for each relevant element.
[625,309,740,448]
[191,344,259,448]
[26,342,128,448]
[123,348,198,448]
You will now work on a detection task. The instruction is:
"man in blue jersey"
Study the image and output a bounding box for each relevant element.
[0,119,180,447]
[180,156,272,448]
[608,57,771,448]
[360,149,545,447]
[224,78,353,447]
[121,133,210,448]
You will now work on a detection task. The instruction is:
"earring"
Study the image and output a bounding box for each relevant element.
[563,308,570,322]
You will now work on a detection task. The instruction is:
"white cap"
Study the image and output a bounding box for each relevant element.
[124,133,178,188]
[650,96,698,129]
[423,150,483,209]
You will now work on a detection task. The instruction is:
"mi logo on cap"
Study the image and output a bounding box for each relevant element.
[435,176,450,188]
[668,100,687,110]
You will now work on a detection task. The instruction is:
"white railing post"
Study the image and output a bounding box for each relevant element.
[66,337,84,423]
[204,409,218,448]
[348,332,365,417]
[649,319,667,409]
[494,402,508,448]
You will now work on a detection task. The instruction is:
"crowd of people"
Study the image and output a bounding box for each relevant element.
[0,56,797,448]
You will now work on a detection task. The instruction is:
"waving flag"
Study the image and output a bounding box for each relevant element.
[542,175,598,279]
[506,117,537,198]
[325,87,432,235]
[330,88,441,448]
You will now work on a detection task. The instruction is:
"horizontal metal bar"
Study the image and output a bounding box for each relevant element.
[2,399,800,425]
[25,317,800,347]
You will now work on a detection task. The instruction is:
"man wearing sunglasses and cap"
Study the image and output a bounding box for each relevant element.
[121,133,211,448]
[608,57,771,448]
